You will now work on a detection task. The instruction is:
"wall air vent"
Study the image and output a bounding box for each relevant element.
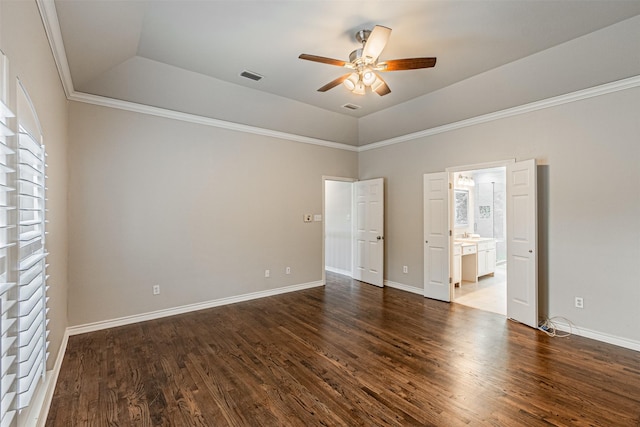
[240,70,264,81]
[342,103,361,110]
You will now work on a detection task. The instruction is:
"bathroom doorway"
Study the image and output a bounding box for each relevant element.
[425,158,538,327]
[452,167,507,315]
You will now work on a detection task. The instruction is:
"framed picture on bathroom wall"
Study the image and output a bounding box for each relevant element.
[455,189,469,228]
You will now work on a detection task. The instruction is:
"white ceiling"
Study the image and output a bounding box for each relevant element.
[54,1,640,120]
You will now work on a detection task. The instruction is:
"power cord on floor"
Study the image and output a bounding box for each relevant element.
[538,316,575,338]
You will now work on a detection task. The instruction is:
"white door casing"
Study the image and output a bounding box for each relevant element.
[423,172,451,301]
[353,178,384,287]
[506,159,538,328]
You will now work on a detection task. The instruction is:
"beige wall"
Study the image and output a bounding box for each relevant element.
[359,86,640,343]
[67,102,358,325]
[0,0,69,368]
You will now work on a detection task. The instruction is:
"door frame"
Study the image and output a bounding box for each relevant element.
[322,176,356,285]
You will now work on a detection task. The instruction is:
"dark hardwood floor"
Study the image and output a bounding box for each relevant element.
[47,272,640,426]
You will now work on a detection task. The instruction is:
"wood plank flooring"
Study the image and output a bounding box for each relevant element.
[47,272,640,426]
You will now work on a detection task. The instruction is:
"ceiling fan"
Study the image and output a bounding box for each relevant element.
[299,25,436,96]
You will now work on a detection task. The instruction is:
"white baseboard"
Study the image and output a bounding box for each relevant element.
[384,280,424,296]
[551,320,640,352]
[67,280,324,336]
[325,266,352,276]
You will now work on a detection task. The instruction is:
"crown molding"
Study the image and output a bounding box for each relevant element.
[359,74,640,152]
[69,91,359,151]
[69,75,640,154]
[37,0,640,154]
[36,0,73,98]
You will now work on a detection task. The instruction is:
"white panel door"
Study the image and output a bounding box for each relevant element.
[353,178,384,287]
[423,172,451,301]
[506,159,538,328]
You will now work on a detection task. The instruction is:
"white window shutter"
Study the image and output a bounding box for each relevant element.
[0,50,18,427]
[15,80,48,411]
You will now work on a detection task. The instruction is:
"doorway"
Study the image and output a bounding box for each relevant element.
[324,179,354,277]
[451,167,506,315]
[424,159,538,328]
[323,177,385,287]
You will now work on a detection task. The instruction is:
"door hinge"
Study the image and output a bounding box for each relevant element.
[449,182,452,189]
[449,277,452,284]
[449,230,452,236]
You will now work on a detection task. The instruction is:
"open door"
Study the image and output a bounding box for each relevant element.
[506,159,538,328]
[353,178,384,287]
[423,172,451,301]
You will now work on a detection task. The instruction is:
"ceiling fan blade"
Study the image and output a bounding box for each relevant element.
[379,57,437,71]
[362,25,391,61]
[372,74,391,96]
[317,74,351,92]
[299,54,348,67]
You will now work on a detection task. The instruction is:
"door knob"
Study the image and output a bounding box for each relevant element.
[425,240,428,244]
[529,250,533,253]
[377,236,383,240]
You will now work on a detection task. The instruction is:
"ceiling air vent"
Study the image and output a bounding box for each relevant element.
[240,70,263,81]
[342,103,361,111]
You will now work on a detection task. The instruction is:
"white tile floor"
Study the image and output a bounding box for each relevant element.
[454,264,506,315]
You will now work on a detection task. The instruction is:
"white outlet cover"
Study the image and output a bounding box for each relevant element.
[313,214,322,222]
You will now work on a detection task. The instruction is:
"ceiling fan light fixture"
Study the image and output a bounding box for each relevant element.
[362,68,376,86]
[353,81,366,95]
[343,73,359,91]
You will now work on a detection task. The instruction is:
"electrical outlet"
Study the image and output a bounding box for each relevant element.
[286,267,291,274]
[152,285,160,295]
[265,269,270,278]
[403,265,408,274]
[575,297,584,309]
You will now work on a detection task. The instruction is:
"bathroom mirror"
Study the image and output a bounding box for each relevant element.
[454,189,469,228]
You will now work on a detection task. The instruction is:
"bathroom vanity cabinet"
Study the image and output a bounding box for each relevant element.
[456,238,496,283]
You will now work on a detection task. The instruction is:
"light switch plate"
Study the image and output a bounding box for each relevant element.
[313,214,322,222]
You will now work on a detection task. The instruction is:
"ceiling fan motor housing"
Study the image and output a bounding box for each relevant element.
[349,48,364,64]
